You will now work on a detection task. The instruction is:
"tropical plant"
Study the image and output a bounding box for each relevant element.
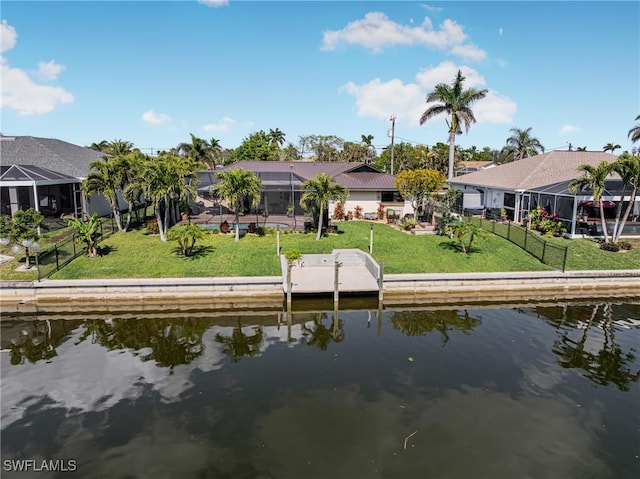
[419,70,488,180]
[126,154,199,242]
[570,161,615,243]
[448,221,488,254]
[628,115,640,143]
[332,201,346,220]
[284,248,302,264]
[178,133,220,169]
[167,223,205,257]
[610,153,640,244]
[353,205,363,219]
[67,213,101,257]
[504,127,545,161]
[83,156,128,232]
[603,143,621,154]
[394,169,446,220]
[268,128,286,147]
[211,168,263,242]
[1,208,47,268]
[299,173,349,240]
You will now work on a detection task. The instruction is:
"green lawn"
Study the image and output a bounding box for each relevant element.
[2,221,638,281]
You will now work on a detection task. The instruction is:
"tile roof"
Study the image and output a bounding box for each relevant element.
[0,135,105,178]
[211,161,397,190]
[450,150,619,191]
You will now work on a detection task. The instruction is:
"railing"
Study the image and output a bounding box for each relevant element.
[468,217,569,272]
[36,206,148,280]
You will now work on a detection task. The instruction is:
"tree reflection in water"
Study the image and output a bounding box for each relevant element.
[6,319,84,365]
[79,318,212,370]
[301,312,345,351]
[214,318,264,362]
[551,303,640,391]
[389,309,479,345]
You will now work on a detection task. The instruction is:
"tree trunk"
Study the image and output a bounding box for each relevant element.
[156,203,167,242]
[613,186,637,243]
[447,130,456,181]
[316,204,324,240]
[235,200,240,242]
[599,202,610,243]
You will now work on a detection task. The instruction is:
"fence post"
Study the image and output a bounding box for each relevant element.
[507,221,511,240]
[55,244,59,270]
[72,234,76,257]
[524,228,528,251]
[542,241,547,264]
[36,253,41,281]
[562,245,569,272]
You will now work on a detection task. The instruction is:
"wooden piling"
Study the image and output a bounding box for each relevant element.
[334,260,339,307]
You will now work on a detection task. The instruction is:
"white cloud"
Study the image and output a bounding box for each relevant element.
[342,62,515,128]
[321,12,486,60]
[0,19,17,53]
[35,60,65,81]
[198,0,229,7]
[202,116,237,133]
[1,58,74,115]
[559,124,582,136]
[142,109,172,125]
[0,21,74,116]
[421,4,444,14]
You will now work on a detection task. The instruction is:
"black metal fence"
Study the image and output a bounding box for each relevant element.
[36,207,148,280]
[468,217,569,272]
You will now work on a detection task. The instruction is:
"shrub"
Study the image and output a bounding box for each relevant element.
[332,202,345,220]
[256,226,266,236]
[284,248,302,264]
[377,203,385,220]
[618,241,633,251]
[146,218,159,234]
[398,218,416,231]
[600,242,621,252]
[354,205,363,219]
[167,224,205,257]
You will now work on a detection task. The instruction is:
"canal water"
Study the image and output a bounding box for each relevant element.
[1,298,639,479]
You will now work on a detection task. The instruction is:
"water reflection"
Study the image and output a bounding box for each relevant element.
[1,298,638,478]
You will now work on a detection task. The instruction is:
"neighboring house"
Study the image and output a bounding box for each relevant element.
[449,150,640,238]
[197,161,407,218]
[0,135,115,218]
[455,160,497,176]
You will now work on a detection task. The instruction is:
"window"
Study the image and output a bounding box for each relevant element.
[381,191,403,202]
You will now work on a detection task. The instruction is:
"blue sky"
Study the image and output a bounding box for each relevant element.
[1,1,638,156]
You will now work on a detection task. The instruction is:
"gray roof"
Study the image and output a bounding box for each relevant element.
[450,150,619,191]
[0,135,105,178]
[202,161,397,191]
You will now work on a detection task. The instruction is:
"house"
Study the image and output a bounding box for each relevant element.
[455,160,497,176]
[0,135,115,218]
[449,150,640,238]
[197,161,407,218]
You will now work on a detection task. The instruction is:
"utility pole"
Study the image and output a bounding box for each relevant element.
[389,115,396,176]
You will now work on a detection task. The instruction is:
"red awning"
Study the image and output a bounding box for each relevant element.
[579,200,615,208]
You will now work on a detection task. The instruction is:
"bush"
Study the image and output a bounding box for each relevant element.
[146,218,159,234]
[600,242,621,252]
[256,226,266,237]
[377,203,385,220]
[333,202,345,220]
[618,241,633,251]
[398,218,416,231]
[284,248,302,264]
[354,205,363,220]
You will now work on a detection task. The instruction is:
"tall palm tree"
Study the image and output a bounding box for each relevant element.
[105,139,134,156]
[628,115,640,143]
[300,173,348,240]
[178,133,214,168]
[268,128,286,147]
[570,161,615,243]
[83,157,127,231]
[611,153,640,243]
[505,127,545,161]
[211,168,263,242]
[419,70,488,180]
[603,143,621,154]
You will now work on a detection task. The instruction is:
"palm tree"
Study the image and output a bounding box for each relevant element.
[300,173,348,240]
[268,128,286,147]
[105,139,134,156]
[611,153,640,243]
[603,143,621,154]
[83,157,127,231]
[504,127,545,161]
[178,133,214,168]
[211,168,263,242]
[66,213,100,257]
[419,70,488,180]
[628,115,640,143]
[214,319,264,362]
[570,161,615,243]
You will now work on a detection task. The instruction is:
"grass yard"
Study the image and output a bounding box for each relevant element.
[2,221,638,281]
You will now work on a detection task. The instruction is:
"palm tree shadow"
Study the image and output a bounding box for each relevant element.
[97,245,117,256]
[437,240,482,255]
[171,245,215,259]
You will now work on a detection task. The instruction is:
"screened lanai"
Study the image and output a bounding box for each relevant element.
[526,178,640,238]
[0,164,83,218]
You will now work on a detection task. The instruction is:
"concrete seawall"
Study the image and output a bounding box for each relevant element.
[1,270,639,314]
